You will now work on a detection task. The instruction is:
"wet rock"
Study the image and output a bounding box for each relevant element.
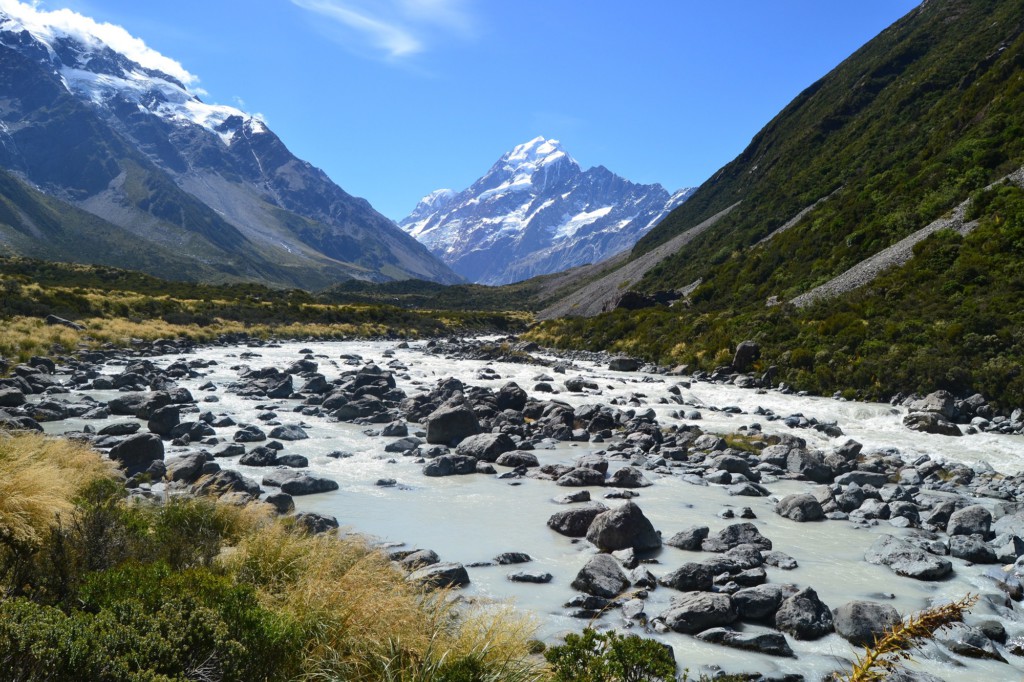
[496,382,528,411]
[946,505,991,537]
[665,526,709,551]
[553,490,591,504]
[608,466,653,488]
[109,433,164,474]
[165,453,208,484]
[280,474,339,496]
[696,627,793,657]
[496,450,539,468]
[936,622,1005,661]
[556,467,606,487]
[907,390,957,420]
[786,449,833,483]
[233,424,267,443]
[268,424,309,441]
[276,454,309,468]
[400,549,440,569]
[658,562,714,592]
[864,535,952,581]
[547,504,608,537]
[775,587,833,640]
[833,600,901,647]
[732,584,796,620]
[147,405,180,438]
[455,433,516,462]
[425,404,480,445]
[508,571,553,584]
[761,551,798,570]
[406,561,471,589]
[0,387,25,407]
[586,502,661,552]
[702,522,772,552]
[609,357,641,372]
[239,447,278,467]
[423,454,478,477]
[774,493,824,522]
[495,552,532,565]
[659,592,737,634]
[903,412,961,437]
[293,512,339,534]
[192,469,261,498]
[98,421,141,436]
[949,535,997,563]
[570,554,629,598]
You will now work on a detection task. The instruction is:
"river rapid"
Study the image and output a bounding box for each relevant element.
[44,338,1024,680]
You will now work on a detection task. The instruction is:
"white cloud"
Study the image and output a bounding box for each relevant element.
[0,0,197,85]
[291,0,474,60]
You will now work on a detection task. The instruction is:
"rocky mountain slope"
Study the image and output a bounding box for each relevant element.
[400,137,692,284]
[529,0,1024,406]
[0,5,459,288]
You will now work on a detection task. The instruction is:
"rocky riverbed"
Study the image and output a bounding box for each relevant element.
[4,335,1024,680]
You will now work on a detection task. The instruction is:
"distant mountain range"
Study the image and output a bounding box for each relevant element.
[0,5,459,288]
[400,137,693,285]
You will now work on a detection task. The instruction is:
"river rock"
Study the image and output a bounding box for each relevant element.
[585,502,661,552]
[775,587,833,640]
[732,341,760,372]
[400,549,440,569]
[233,424,267,443]
[423,454,478,476]
[108,433,164,473]
[264,492,294,514]
[0,387,25,407]
[936,622,1005,661]
[732,584,797,620]
[660,592,737,634]
[280,474,339,496]
[496,382,528,411]
[192,469,261,498]
[696,627,794,657]
[496,450,539,468]
[268,424,309,441]
[165,453,208,484]
[702,522,772,552]
[609,356,641,372]
[406,562,470,589]
[570,553,630,598]
[547,505,608,537]
[508,571,553,584]
[907,390,957,420]
[774,493,824,522]
[949,535,997,563]
[239,447,278,466]
[98,421,141,436]
[833,600,901,647]
[864,535,952,580]
[292,512,339,534]
[658,562,714,592]
[608,466,653,488]
[903,412,961,437]
[147,405,180,438]
[455,432,516,462]
[665,525,710,551]
[946,504,992,537]
[556,467,606,487]
[424,404,480,445]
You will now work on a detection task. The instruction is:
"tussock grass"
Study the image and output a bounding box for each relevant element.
[0,433,114,551]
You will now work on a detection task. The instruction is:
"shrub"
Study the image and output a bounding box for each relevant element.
[545,628,676,682]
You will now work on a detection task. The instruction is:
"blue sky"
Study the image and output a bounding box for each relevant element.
[41,1,918,220]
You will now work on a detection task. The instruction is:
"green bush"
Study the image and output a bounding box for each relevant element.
[544,629,676,682]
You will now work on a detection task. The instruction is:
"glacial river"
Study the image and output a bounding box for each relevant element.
[46,339,1024,680]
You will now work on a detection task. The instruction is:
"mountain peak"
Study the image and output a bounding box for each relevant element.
[502,136,573,171]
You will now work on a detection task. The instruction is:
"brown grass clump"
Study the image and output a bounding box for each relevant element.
[839,594,978,682]
[0,433,115,551]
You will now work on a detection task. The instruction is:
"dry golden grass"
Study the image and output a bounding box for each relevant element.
[224,521,544,681]
[0,433,115,551]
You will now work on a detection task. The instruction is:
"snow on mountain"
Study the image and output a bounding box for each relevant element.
[400,136,695,285]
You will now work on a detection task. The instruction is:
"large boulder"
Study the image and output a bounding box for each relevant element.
[609,356,641,372]
[696,628,793,657]
[865,535,953,581]
[907,390,957,420]
[423,454,478,477]
[903,412,961,437]
[732,584,797,620]
[702,523,772,552]
[495,450,539,468]
[547,505,608,537]
[658,562,714,592]
[774,587,834,640]
[608,466,653,489]
[424,404,480,445]
[268,424,309,441]
[660,592,737,634]
[665,526,710,551]
[732,341,760,372]
[585,502,661,552]
[774,493,824,522]
[935,622,1006,661]
[0,387,25,407]
[556,467,606,487]
[570,554,630,598]
[164,453,208,484]
[108,433,164,474]
[833,601,901,647]
[407,562,470,589]
[147,405,180,438]
[280,474,340,496]
[495,382,528,411]
[455,433,516,462]
[233,424,267,443]
[946,505,992,537]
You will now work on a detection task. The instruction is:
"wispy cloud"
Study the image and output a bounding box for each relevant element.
[291,0,475,60]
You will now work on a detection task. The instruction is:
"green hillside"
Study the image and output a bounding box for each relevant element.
[529,0,1024,406]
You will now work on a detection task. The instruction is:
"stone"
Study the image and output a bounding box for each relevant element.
[608,466,653,488]
[946,505,992,537]
[696,628,794,657]
[280,474,340,496]
[907,390,957,420]
[570,554,629,598]
[108,433,164,474]
[495,450,540,468]
[609,356,641,372]
[658,562,714,592]
[508,571,553,584]
[98,421,141,436]
[732,341,760,372]
[268,424,309,441]
[833,601,901,647]
[292,512,339,534]
[147,405,180,438]
[423,454,478,477]
[192,470,261,498]
[702,523,772,552]
[455,433,516,462]
[556,467,606,487]
[774,493,824,522]
[495,552,532,565]
[425,404,480,445]
[775,587,833,640]
[903,412,961,437]
[936,622,1005,661]
[547,505,608,537]
[585,502,662,552]
[400,549,440,569]
[732,584,796,620]
[239,447,278,467]
[665,526,709,551]
[264,492,294,514]
[660,592,737,634]
[834,471,890,488]
[0,387,25,407]
[496,382,528,411]
[407,562,470,589]
[164,453,207,484]
[949,535,997,563]
[864,535,953,581]
[233,424,267,443]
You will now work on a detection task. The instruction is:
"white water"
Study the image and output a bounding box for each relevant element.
[45,339,1024,680]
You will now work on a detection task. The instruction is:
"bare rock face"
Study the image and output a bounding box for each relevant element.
[585,502,662,552]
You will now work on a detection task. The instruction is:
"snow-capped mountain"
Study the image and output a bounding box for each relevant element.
[400,137,694,284]
[0,2,459,287]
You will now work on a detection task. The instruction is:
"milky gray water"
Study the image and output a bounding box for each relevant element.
[45,339,1024,680]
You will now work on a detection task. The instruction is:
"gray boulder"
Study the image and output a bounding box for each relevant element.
[936,622,1005,661]
[732,584,797,620]
[658,562,714,592]
[495,450,539,468]
[609,356,641,372]
[833,600,901,647]
[702,522,772,552]
[147,405,180,438]
[407,562,471,589]
[585,502,661,552]
[732,341,760,372]
[665,526,710,551]
[164,453,207,484]
[903,412,961,437]
[268,424,309,441]
[570,553,630,598]
[547,505,608,537]
[946,504,991,537]
[696,628,793,657]
[423,454,478,477]
[608,466,653,488]
[292,512,339,534]
[774,493,824,522]
[865,535,952,580]
[455,433,516,462]
[775,587,834,640]
[556,467,606,487]
[425,404,480,445]
[949,535,997,563]
[109,433,164,474]
[907,390,957,420]
[233,424,267,443]
[0,387,25,407]
[280,474,339,496]
[660,592,737,634]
